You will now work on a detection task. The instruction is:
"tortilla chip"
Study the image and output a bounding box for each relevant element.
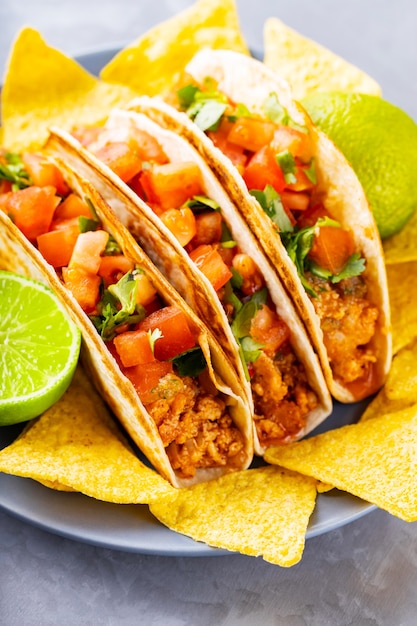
[100,0,249,96]
[387,261,417,355]
[383,209,417,264]
[0,365,174,504]
[1,27,136,151]
[150,465,317,567]
[263,17,381,100]
[360,340,417,421]
[265,405,417,521]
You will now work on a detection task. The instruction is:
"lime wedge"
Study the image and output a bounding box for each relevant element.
[0,270,81,426]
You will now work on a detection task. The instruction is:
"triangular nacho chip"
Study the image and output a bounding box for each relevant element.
[263,17,381,100]
[150,465,317,567]
[0,365,174,503]
[100,0,249,96]
[265,405,417,521]
[387,261,417,355]
[1,27,136,151]
[383,209,417,265]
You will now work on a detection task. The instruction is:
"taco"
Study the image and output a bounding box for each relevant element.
[44,110,332,456]
[0,148,253,486]
[125,49,392,403]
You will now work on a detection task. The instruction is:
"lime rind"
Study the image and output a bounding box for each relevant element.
[0,270,81,425]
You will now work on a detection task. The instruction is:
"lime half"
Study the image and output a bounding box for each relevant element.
[0,270,81,426]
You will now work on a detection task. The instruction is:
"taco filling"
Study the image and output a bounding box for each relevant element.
[173,81,380,399]
[0,149,246,478]
[69,123,320,447]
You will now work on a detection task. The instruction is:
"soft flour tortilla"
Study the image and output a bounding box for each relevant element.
[0,160,253,487]
[127,49,391,403]
[45,118,332,456]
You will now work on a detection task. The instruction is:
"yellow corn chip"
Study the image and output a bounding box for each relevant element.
[263,17,381,100]
[0,366,174,504]
[383,209,417,264]
[387,261,417,355]
[1,27,136,151]
[150,465,317,567]
[265,405,417,522]
[100,0,249,96]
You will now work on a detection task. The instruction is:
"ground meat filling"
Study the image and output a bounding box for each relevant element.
[144,372,245,478]
[251,349,318,447]
[307,273,379,386]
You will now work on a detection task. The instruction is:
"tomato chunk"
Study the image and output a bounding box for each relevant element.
[134,271,158,307]
[207,118,247,171]
[250,304,290,358]
[189,244,233,292]
[0,186,61,241]
[139,306,196,361]
[69,230,109,274]
[126,360,174,404]
[37,228,79,267]
[160,206,197,247]
[93,142,142,183]
[191,211,223,247]
[227,117,276,153]
[54,193,93,220]
[62,266,101,312]
[22,153,69,196]
[113,329,156,368]
[309,224,356,275]
[129,129,169,164]
[243,145,285,194]
[140,162,204,211]
[98,254,135,287]
[271,126,313,162]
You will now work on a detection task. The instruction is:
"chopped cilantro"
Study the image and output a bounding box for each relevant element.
[275,151,297,184]
[78,216,99,233]
[0,153,31,190]
[184,195,220,211]
[263,93,290,125]
[90,270,146,340]
[171,347,207,377]
[304,158,317,184]
[177,84,199,108]
[193,101,227,132]
[250,185,294,232]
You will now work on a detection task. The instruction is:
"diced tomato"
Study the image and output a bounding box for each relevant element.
[271,125,313,162]
[113,329,156,368]
[22,153,69,196]
[140,162,204,211]
[160,206,197,247]
[98,254,135,286]
[243,145,285,194]
[93,142,142,183]
[0,180,12,194]
[280,190,310,213]
[37,228,79,267]
[297,203,329,228]
[285,162,316,192]
[134,271,158,307]
[232,253,265,296]
[54,193,93,220]
[189,244,233,292]
[139,306,196,361]
[309,224,356,275]
[227,117,276,153]
[129,129,169,164]
[0,186,61,241]
[191,211,223,247]
[126,360,174,404]
[250,304,290,358]
[207,118,248,171]
[69,229,109,274]
[50,215,81,233]
[62,265,101,312]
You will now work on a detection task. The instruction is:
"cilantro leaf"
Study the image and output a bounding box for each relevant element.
[263,93,290,125]
[90,270,146,340]
[250,185,294,232]
[184,195,220,211]
[177,84,199,108]
[0,153,31,190]
[276,151,297,184]
[330,253,366,283]
[171,347,207,377]
[78,216,99,233]
[193,101,227,132]
[240,336,265,364]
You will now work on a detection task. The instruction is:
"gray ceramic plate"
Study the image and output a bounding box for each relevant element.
[0,48,375,556]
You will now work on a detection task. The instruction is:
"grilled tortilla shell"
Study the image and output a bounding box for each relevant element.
[45,117,332,456]
[125,49,392,404]
[0,158,253,487]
